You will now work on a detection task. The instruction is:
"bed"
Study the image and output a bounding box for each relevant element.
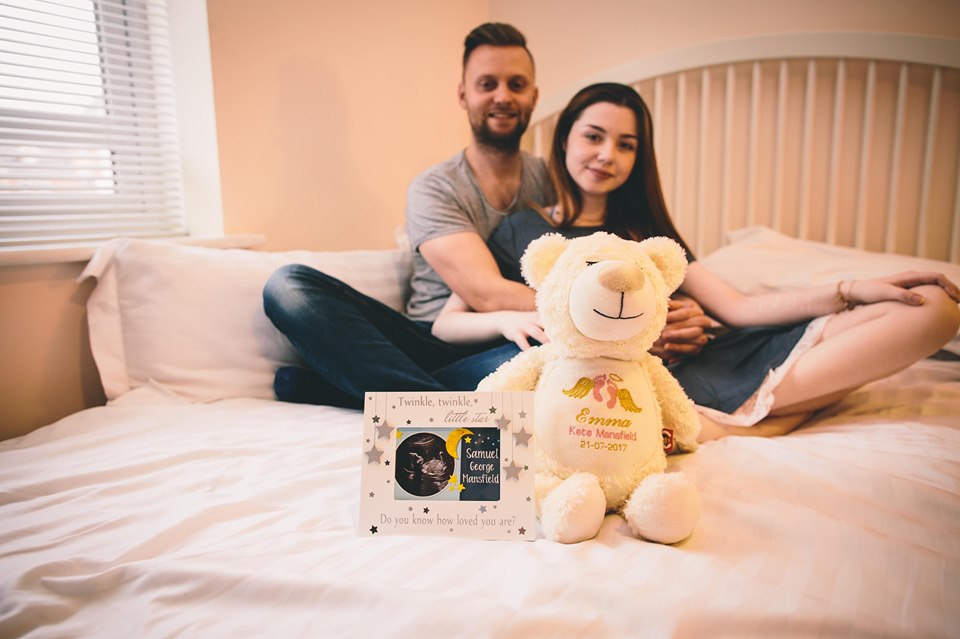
[2,32,959,638]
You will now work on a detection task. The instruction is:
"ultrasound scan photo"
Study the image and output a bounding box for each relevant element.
[395,433,454,497]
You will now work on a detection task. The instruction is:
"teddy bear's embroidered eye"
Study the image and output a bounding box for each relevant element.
[585,260,598,266]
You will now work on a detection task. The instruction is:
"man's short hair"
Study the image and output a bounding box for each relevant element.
[462,22,534,71]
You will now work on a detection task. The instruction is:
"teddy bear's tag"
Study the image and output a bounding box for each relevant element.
[661,428,675,454]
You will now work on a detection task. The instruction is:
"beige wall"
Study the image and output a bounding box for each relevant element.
[0,263,105,439]
[2,0,957,439]
[208,0,489,251]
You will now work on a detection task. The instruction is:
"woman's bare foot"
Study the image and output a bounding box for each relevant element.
[697,412,812,443]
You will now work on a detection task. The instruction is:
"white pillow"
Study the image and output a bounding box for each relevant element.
[701,225,960,352]
[80,239,413,402]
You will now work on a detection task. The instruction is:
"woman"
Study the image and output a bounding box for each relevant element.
[432,83,960,440]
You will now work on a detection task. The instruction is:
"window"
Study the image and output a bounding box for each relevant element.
[0,0,188,257]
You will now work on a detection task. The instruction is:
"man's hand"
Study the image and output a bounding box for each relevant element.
[650,295,714,364]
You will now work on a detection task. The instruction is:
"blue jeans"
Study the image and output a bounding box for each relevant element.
[262,264,521,408]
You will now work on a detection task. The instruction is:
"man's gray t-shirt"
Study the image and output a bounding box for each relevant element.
[404,150,553,322]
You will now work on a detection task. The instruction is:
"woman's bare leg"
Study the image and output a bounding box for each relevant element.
[769,284,959,414]
[697,285,959,442]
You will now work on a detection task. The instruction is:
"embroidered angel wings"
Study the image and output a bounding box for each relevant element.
[561,373,642,413]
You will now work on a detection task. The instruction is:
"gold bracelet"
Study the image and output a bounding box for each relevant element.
[835,280,855,312]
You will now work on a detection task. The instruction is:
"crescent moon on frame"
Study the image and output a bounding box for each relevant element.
[445,428,475,459]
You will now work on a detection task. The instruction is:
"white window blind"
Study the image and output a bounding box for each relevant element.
[0,0,187,255]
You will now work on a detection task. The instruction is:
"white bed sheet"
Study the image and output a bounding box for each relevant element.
[2,359,958,638]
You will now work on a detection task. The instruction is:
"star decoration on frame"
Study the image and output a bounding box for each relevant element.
[513,427,532,447]
[495,415,511,430]
[365,446,383,464]
[375,422,392,439]
[503,460,522,480]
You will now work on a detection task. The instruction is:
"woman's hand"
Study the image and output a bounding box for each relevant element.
[650,295,714,364]
[846,271,960,307]
[497,311,549,351]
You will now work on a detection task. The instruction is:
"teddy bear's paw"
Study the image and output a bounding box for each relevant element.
[623,472,700,544]
[539,473,607,544]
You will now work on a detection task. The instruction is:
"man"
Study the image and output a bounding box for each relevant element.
[263,23,554,408]
[405,23,548,322]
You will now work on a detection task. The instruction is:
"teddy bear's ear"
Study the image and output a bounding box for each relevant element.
[521,233,568,289]
[639,236,687,293]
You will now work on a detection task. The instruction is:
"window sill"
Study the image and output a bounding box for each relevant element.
[0,234,268,267]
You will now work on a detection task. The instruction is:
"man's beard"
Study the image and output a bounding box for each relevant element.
[471,115,529,152]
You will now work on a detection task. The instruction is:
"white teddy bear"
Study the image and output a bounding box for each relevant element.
[478,232,702,544]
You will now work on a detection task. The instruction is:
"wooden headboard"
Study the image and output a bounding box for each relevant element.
[523,32,960,261]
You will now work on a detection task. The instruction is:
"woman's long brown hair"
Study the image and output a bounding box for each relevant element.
[546,82,694,258]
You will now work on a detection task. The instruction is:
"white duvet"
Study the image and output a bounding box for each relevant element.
[2,358,958,638]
